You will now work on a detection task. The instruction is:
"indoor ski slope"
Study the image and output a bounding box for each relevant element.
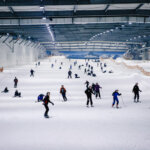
[0,56,150,150]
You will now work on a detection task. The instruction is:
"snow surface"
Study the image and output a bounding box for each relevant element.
[116,58,150,72]
[0,56,150,150]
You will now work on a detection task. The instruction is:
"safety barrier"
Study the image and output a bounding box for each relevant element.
[100,57,150,76]
[0,67,3,72]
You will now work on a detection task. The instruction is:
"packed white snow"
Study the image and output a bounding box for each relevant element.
[0,56,150,150]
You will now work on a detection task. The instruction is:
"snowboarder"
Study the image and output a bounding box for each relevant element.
[85,86,94,107]
[112,90,121,108]
[132,83,142,103]
[14,77,18,88]
[14,90,21,97]
[68,70,72,78]
[60,85,67,101]
[95,83,102,99]
[30,69,35,77]
[43,92,54,118]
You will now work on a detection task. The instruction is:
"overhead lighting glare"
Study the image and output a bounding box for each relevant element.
[42,17,46,20]
[40,6,44,9]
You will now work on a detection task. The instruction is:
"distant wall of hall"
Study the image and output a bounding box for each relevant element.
[0,36,45,68]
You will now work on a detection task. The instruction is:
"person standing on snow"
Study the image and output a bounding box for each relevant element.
[95,83,102,99]
[43,92,54,118]
[132,83,142,103]
[14,77,18,88]
[30,69,35,77]
[112,90,121,108]
[60,85,67,101]
[68,70,72,78]
[85,86,94,107]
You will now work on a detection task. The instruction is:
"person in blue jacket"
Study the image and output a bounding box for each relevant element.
[112,89,121,108]
[37,94,45,102]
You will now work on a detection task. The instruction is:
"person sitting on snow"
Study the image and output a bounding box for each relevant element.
[75,74,80,78]
[14,90,21,97]
[2,87,9,93]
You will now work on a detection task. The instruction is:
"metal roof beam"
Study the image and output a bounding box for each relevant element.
[0,0,148,6]
[135,3,144,11]
[0,10,150,18]
[8,6,15,14]
[0,17,149,25]
[104,4,110,13]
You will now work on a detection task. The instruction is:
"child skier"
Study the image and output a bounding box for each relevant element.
[112,90,121,108]
[60,85,67,101]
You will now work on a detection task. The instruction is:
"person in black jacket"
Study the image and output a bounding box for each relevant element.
[14,77,18,88]
[68,70,72,78]
[1,87,9,93]
[85,81,89,88]
[30,69,35,77]
[43,92,54,118]
[132,83,142,103]
[85,86,94,107]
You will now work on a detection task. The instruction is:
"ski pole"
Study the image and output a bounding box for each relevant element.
[121,95,125,106]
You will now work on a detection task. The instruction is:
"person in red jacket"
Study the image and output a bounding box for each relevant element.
[43,92,54,118]
[60,85,67,101]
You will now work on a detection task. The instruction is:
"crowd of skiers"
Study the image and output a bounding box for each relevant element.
[1,58,143,119]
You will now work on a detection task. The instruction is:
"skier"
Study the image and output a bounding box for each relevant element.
[70,65,72,70]
[85,81,89,88]
[95,83,102,99]
[84,68,87,74]
[1,87,9,93]
[30,69,35,77]
[43,92,54,118]
[86,62,88,67]
[68,70,72,78]
[14,90,21,97]
[37,94,45,102]
[92,83,96,95]
[112,90,121,108]
[132,83,142,103]
[60,85,67,101]
[85,86,94,107]
[51,64,54,68]
[14,77,18,88]
[38,62,40,66]
[78,65,81,70]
